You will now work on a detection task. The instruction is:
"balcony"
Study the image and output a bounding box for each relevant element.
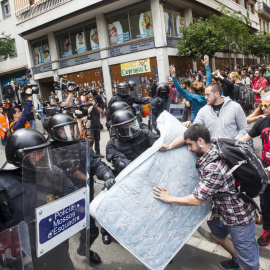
[257,1,270,21]
[16,0,72,23]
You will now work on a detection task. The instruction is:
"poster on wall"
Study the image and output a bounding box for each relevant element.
[33,45,43,65]
[164,12,171,35]
[76,32,86,54]
[90,28,100,50]
[63,37,72,57]
[42,43,51,62]
[121,58,151,76]
[176,16,185,37]
[108,22,129,45]
[138,11,154,38]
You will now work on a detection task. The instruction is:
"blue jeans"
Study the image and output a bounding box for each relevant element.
[207,218,259,270]
[28,119,36,130]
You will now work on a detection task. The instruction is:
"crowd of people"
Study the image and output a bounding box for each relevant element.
[0,56,269,269]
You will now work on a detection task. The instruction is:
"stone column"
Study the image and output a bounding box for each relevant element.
[151,0,170,82]
[96,14,113,101]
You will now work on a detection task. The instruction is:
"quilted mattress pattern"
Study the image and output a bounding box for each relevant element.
[90,111,211,270]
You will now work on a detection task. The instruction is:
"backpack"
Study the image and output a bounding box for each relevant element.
[233,84,254,111]
[208,138,268,209]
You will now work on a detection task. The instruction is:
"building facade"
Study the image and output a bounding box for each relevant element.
[0,0,261,101]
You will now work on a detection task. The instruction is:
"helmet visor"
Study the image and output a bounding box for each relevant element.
[52,123,82,142]
[21,147,52,171]
[115,119,140,139]
[118,87,130,96]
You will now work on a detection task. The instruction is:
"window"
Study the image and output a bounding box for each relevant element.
[57,23,98,59]
[32,38,51,65]
[163,3,185,37]
[2,0,10,19]
[106,4,153,46]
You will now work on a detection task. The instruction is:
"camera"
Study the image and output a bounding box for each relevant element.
[53,78,79,92]
[43,104,61,116]
[17,83,39,96]
[75,102,93,118]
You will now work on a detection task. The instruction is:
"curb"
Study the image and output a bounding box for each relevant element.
[197,226,270,260]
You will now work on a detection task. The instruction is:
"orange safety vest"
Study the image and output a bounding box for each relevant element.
[9,121,31,133]
[0,114,8,139]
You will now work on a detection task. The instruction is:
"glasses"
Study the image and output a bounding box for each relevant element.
[259,103,270,109]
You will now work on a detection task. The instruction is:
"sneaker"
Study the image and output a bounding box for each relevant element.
[98,153,104,158]
[219,259,241,269]
[257,229,270,246]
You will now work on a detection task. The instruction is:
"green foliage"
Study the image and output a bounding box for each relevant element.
[177,18,221,61]
[212,6,251,55]
[0,32,16,60]
[246,33,267,58]
[177,5,252,68]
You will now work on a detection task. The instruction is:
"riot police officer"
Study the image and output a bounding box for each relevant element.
[0,128,75,270]
[101,110,159,244]
[150,82,175,134]
[147,77,158,98]
[106,82,150,125]
[47,113,116,263]
[107,109,159,176]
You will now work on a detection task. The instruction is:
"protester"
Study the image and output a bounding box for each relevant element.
[0,106,8,147]
[252,69,268,108]
[240,92,270,247]
[156,123,259,270]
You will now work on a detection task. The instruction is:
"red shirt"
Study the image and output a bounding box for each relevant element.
[253,78,268,104]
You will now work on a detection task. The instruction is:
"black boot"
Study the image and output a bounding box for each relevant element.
[102,233,112,245]
[90,250,101,264]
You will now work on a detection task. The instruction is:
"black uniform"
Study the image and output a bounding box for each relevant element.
[0,167,76,270]
[107,95,149,122]
[106,129,159,175]
[148,84,157,98]
[151,96,175,126]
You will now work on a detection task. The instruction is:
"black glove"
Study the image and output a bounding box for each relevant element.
[104,177,116,190]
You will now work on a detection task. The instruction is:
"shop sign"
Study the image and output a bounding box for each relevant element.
[121,59,150,76]
[59,52,101,69]
[109,38,155,57]
[33,64,52,74]
[167,38,180,48]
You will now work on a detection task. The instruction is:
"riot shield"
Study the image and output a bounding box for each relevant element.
[0,222,33,270]
[22,142,91,270]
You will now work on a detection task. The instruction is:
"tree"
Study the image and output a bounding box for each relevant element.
[245,33,270,64]
[0,32,16,60]
[211,6,251,69]
[177,18,221,61]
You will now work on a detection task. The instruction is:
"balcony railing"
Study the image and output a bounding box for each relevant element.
[17,0,72,22]
[257,1,270,20]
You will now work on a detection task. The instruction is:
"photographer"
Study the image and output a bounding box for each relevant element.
[7,88,32,133]
[88,94,104,158]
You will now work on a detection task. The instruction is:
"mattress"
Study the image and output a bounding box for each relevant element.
[90,111,211,270]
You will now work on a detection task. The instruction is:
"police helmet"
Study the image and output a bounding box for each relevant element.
[3,129,50,170]
[111,110,141,141]
[91,87,98,95]
[117,82,130,97]
[48,113,81,143]
[128,80,137,91]
[110,101,131,116]
[157,83,170,98]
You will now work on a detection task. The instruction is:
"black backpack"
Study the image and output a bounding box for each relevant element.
[208,138,268,209]
[233,84,254,111]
